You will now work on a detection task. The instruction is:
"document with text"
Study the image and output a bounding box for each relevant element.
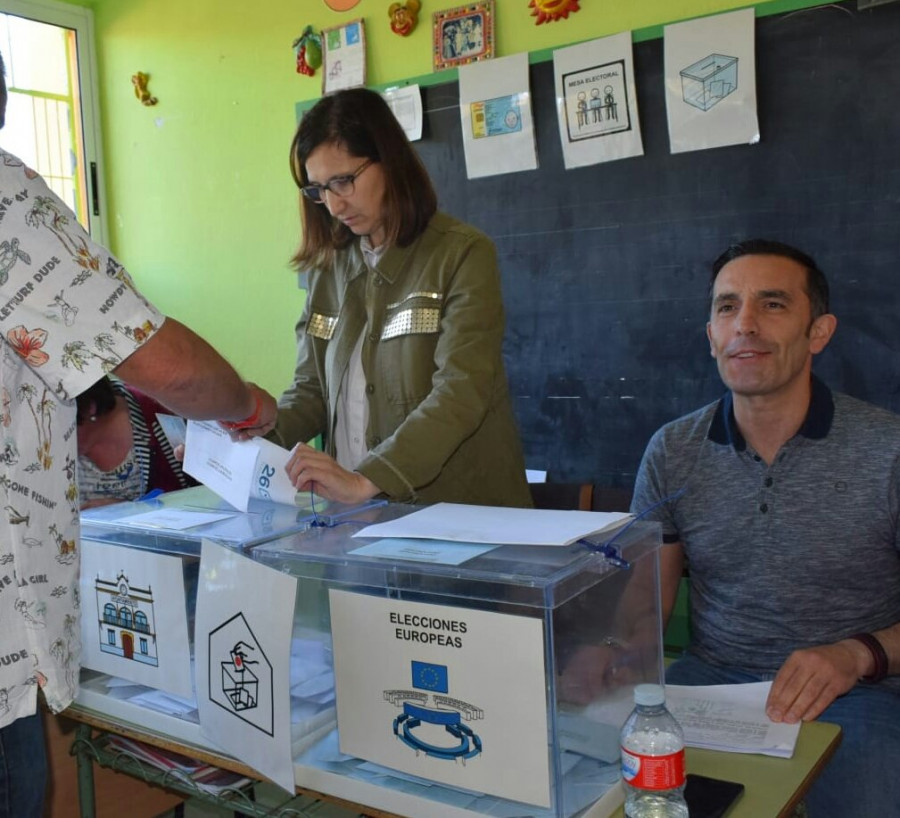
[666,682,801,758]
[353,502,632,546]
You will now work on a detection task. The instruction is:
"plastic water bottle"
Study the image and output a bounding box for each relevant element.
[620,683,688,818]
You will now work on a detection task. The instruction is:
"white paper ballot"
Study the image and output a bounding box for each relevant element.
[353,502,632,547]
[666,682,801,758]
[350,537,499,565]
[155,413,187,449]
[183,421,298,511]
[110,509,236,531]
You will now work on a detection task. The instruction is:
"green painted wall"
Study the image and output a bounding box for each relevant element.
[80,0,789,395]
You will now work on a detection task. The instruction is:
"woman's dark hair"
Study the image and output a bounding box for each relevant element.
[76,377,117,425]
[290,88,437,271]
[710,238,830,321]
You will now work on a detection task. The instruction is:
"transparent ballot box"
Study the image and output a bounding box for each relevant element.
[248,506,664,818]
[680,53,738,111]
[75,487,379,753]
[78,484,378,555]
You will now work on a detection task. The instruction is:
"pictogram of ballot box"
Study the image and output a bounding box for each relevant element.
[680,53,738,111]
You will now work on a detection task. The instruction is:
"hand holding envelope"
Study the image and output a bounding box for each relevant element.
[284,442,379,506]
[182,421,299,511]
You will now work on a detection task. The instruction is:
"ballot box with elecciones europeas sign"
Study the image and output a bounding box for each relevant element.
[248,503,664,818]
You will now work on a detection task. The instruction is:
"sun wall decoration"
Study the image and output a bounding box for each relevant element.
[529,0,580,25]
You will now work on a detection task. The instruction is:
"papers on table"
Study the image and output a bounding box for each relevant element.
[183,420,298,511]
[155,413,187,449]
[105,734,255,795]
[353,502,632,547]
[349,537,499,565]
[109,509,236,531]
[666,682,801,758]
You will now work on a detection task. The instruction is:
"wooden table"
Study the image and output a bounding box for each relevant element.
[66,703,840,818]
[613,721,842,818]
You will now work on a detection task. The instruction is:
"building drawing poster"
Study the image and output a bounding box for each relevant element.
[553,32,644,169]
[459,52,538,179]
[329,590,551,807]
[80,540,193,699]
[664,8,759,154]
[195,540,298,793]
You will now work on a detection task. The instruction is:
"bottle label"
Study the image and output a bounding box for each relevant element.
[620,746,685,790]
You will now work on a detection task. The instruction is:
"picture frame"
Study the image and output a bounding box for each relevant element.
[432,1,495,73]
[321,18,367,95]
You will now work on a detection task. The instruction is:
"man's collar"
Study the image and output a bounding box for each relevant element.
[708,374,835,450]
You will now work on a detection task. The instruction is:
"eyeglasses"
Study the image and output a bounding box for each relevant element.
[301,159,374,204]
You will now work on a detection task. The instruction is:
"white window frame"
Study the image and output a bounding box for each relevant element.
[0,0,108,243]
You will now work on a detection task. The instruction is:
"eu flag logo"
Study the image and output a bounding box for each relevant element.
[411,660,449,693]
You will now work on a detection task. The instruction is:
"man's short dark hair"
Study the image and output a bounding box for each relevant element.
[710,238,830,320]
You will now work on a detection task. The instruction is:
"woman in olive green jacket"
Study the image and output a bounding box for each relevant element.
[269,88,530,509]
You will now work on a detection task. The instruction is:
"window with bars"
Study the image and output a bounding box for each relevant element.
[1,7,90,229]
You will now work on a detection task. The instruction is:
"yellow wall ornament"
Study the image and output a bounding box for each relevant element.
[131,71,158,106]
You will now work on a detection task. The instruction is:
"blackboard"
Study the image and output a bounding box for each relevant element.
[413,0,900,489]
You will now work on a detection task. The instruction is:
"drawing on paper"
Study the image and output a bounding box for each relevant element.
[385,660,484,762]
[470,94,522,139]
[94,571,158,666]
[680,54,738,111]
[561,59,632,143]
[208,612,274,736]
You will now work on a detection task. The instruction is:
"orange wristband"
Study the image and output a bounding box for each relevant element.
[221,393,263,431]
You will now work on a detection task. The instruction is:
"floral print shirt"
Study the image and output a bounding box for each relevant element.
[0,149,163,727]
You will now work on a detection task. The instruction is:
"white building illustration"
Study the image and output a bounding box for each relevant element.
[94,570,159,666]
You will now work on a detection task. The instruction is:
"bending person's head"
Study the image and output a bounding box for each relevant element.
[76,376,118,426]
[290,88,437,269]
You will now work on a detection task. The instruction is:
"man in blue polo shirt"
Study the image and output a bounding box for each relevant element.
[632,239,900,818]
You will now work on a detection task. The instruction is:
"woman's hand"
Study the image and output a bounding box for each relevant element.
[286,443,379,505]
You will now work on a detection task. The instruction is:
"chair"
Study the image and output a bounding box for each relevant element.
[665,578,692,657]
[591,485,633,512]
[588,485,691,656]
[529,482,593,511]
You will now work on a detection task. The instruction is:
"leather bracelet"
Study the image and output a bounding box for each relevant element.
[848,632,889,683]
[221,393,263,431]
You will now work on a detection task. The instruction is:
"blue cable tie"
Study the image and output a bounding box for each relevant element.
[577,487,687,569]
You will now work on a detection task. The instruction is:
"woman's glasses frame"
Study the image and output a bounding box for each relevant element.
[301,159,373,204]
